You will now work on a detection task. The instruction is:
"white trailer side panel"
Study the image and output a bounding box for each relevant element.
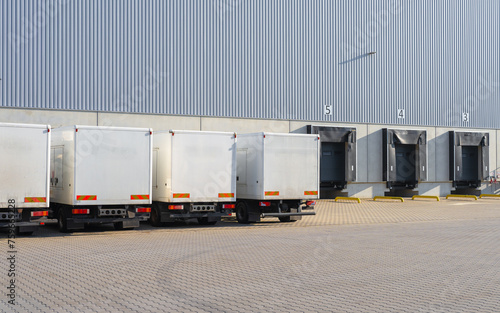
[152,131,173,202]
[50,126,152,206]
[74,127,152,206]
[236,132,320,200]
[50,127,76,205]
[236,133,264,199]
[153,130,237,203]
[0,123,50,208]
[263,133,320,200]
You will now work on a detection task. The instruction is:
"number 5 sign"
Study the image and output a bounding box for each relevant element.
[324,105,333,116]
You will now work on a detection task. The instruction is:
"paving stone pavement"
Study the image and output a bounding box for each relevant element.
[1,199,500,312]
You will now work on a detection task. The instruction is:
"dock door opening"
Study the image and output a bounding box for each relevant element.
[307,126,356,190]
[395,144,416,184]
[449,131,489,188]
[383,129,427,189]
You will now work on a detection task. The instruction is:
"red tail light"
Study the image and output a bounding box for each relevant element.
[136,207,151,213]
[259,202,271,207]
[72,209,90,215]
[31,211,48,217]
[306,201,316,206]
[168,205,183,210]
[222,204,235,209]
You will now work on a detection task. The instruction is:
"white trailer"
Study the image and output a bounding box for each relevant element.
[0,123,53,234]
[50,125,152,232]
[151,130,237,226]
[236,132,319,223]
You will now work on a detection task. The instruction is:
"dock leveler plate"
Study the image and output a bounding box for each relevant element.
[449,131,489,188]
[307,126,356,190]
[383,129,427,189]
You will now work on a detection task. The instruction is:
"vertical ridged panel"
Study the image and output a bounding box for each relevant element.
[0,0,499,128]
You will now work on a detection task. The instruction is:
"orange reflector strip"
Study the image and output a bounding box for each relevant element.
[265,191,279,196]
[31,211,48,217]
[173,193,190,199]
[218,193,234,198]
[304,191,318,196]
[130,194,150,200]
[76,195,97,201]
[24,197,47,203]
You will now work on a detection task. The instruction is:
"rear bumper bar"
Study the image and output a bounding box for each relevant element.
[167,212,231,219]
[0,219,57,229]
[261,211,316,218]
[66,217,142,229]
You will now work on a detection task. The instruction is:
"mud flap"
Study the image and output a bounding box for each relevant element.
[290,208,302,221]
[115,219,140,229]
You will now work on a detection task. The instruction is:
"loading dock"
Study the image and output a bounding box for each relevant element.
[383,129,427,189]
[449,131,489,189]
[307,126,356,190]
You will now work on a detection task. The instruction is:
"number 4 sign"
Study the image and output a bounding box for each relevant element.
[397,109,405,119]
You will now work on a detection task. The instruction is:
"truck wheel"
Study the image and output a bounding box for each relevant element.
[58,211,69,233]
[197,217,217,226]
[236,202,250,224]
[150,204,163,227]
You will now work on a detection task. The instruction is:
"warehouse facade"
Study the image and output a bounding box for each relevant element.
[1,0,500,197]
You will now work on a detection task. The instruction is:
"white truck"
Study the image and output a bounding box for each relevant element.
[236,132,319,223]
[49,125,152,232]
[0,123,54,235]
[151,130,237,226]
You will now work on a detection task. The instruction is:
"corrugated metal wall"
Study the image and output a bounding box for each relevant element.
[1,0,499,128]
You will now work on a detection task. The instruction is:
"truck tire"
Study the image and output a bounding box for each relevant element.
[58,211,69,233]
[236,202,250,224]
[278,204,296,222]
[197,217,217,225]
[150,204,163,227]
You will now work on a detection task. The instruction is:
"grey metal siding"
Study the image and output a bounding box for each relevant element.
[1,0,499,128]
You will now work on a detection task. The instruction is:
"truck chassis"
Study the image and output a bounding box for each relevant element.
[51,203,150,232]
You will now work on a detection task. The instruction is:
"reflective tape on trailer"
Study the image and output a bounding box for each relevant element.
[304,191,318,196]
[130,194,150,200]
[264,191,279,196]
[76,195,97,201]
[173,193,190,199]
[24,197,47,203]
[218,193,234,198]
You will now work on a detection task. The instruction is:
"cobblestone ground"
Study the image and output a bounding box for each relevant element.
[1,199,500,312]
